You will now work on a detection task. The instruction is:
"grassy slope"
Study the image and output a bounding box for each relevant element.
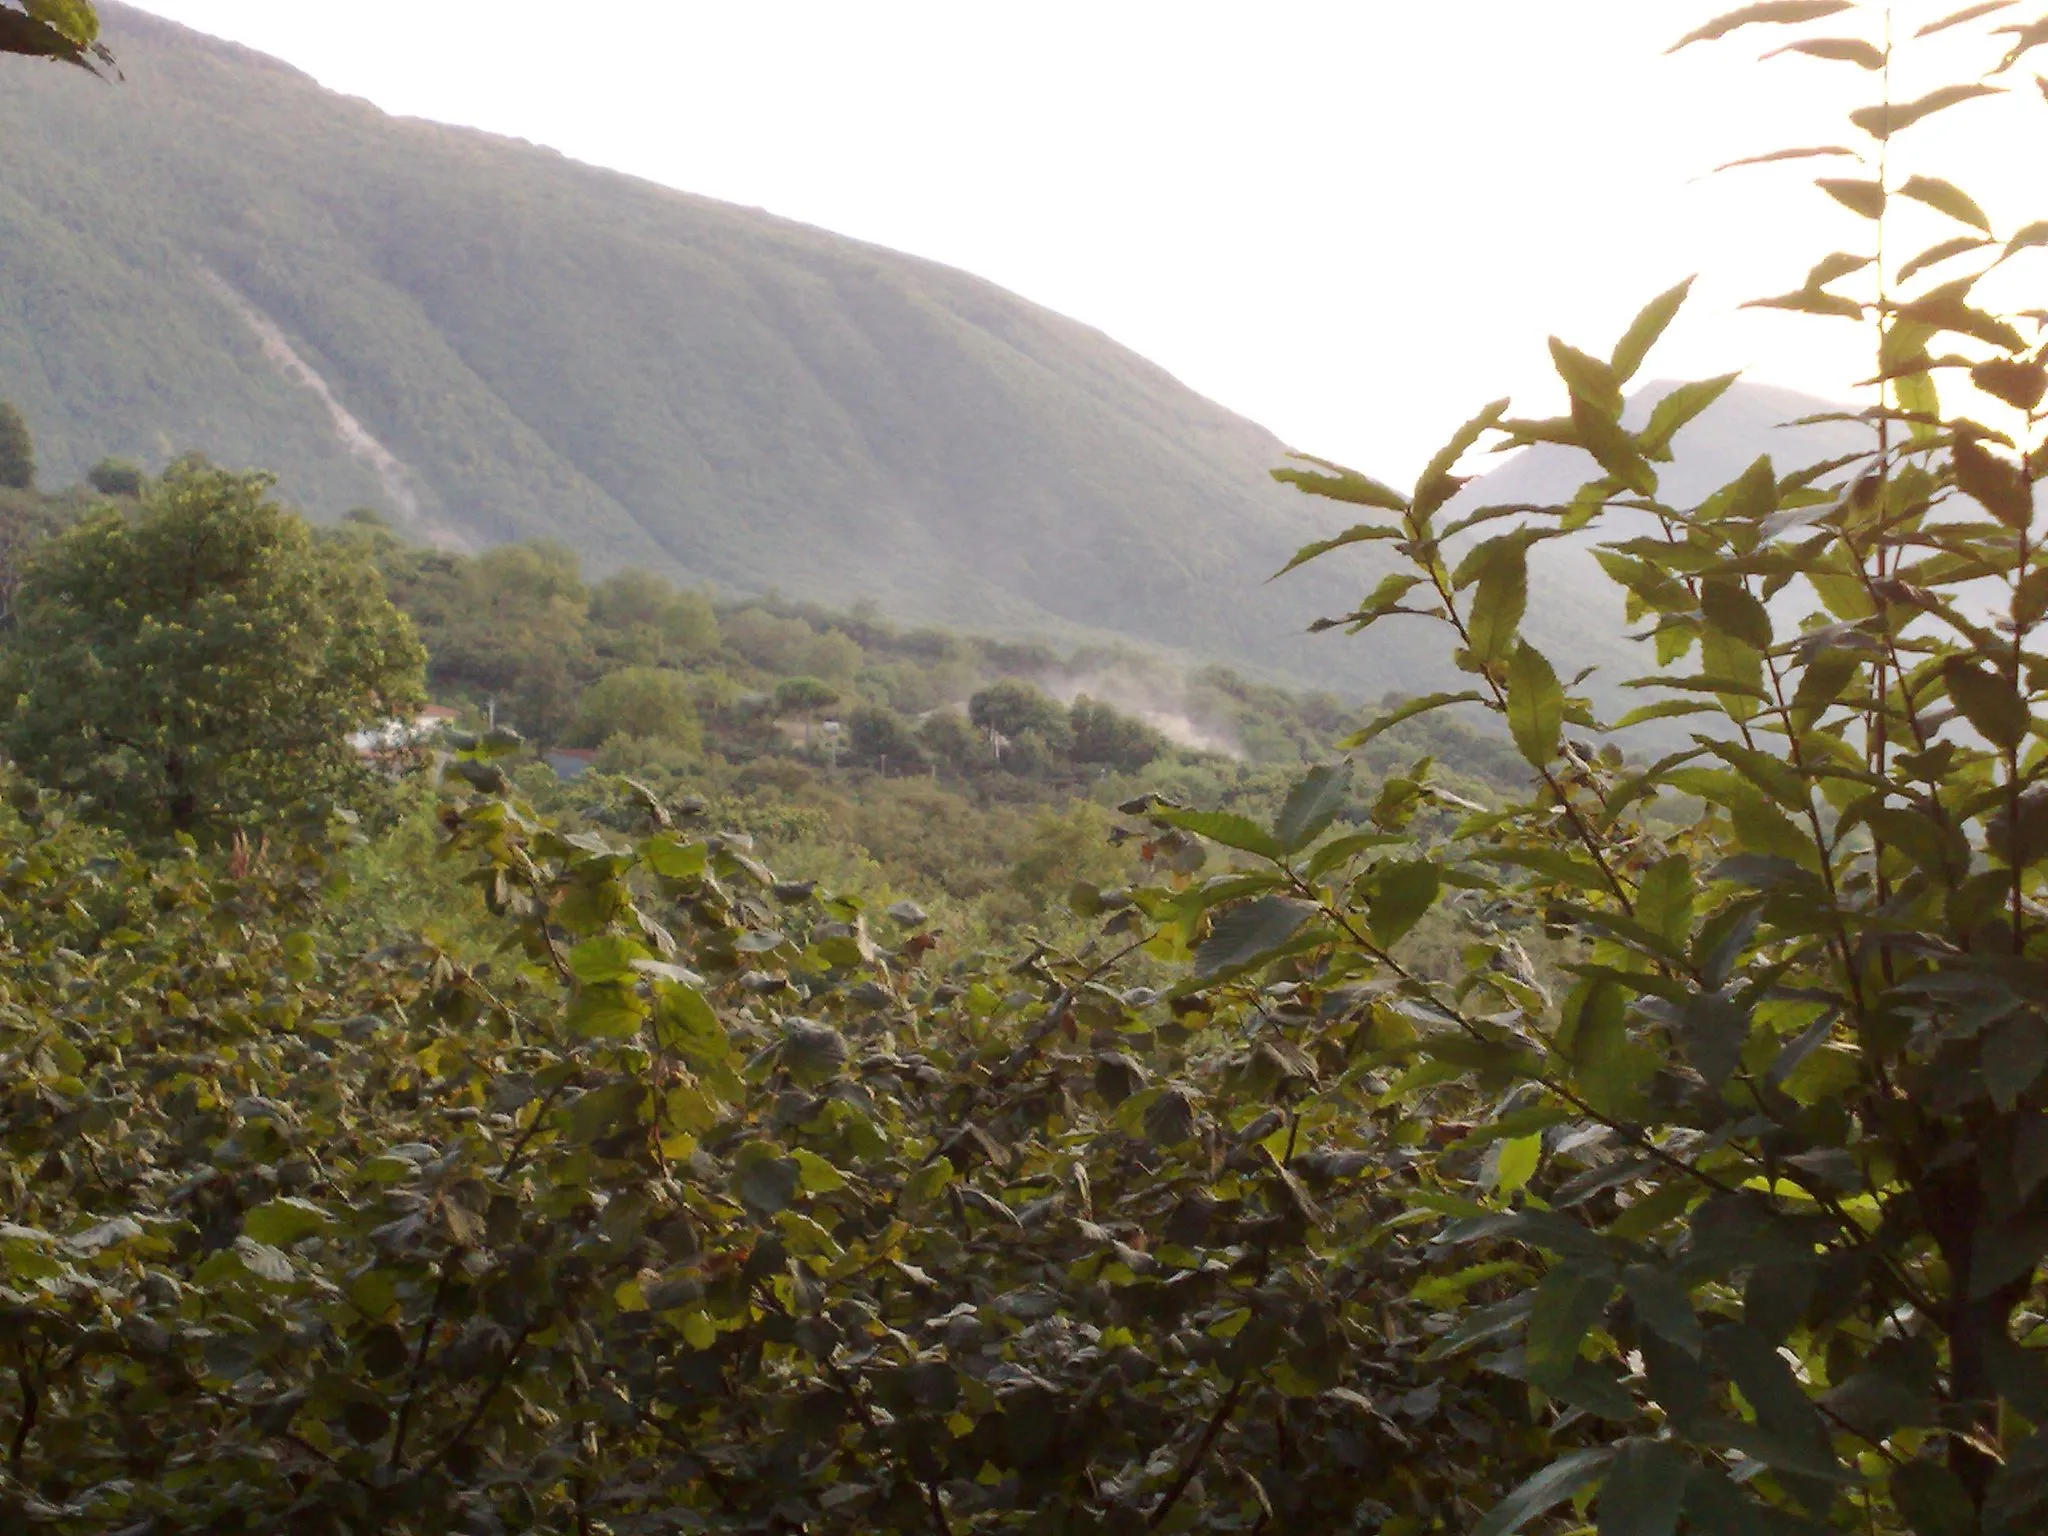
[0,7,1846,711]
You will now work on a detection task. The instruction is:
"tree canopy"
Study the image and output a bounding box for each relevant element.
[3,462,425,838]
[0,400,34,490]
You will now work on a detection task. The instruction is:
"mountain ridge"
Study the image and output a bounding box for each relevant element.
[0,4,1855,705]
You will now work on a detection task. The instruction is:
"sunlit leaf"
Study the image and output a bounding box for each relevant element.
[1764,34,1886,65]
[1853,84,2002,139]
[1611,277,1696,384]
[1896,174,1994,232]
[1670,2,1857,54]
[1918,1,2018,38]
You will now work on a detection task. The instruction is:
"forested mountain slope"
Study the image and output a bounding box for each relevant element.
[0,5,1851,704]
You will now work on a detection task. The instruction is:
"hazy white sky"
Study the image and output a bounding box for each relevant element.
[119,1,2040,481]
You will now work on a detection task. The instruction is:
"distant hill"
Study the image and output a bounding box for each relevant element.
[0,6,1868,707]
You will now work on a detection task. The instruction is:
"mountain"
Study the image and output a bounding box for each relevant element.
[0,6,1865,708]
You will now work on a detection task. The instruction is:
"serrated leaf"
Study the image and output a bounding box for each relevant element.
[1274,762,1353,853]
[1506,642,1564,767]
[1477,1448,1618,1536]
[1896,173,1994,231]
[1944,658,2029,749]
[1635,855,1695,946]
[1611,278,1696,384]
[1467,538,1530,664]
[1819,177,1887,218]
[1953,437,2034,528]
[1637,376,1741,464]
[1271,455,1409,513]
[1195,897,1315,979]
[1336,691,1486,749]
[1270,520,1404,580]
[1369,860,1441,949]
[1156,808,1286,860]
[1413,398,1511,518]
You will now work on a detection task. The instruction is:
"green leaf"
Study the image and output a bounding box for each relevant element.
[1413,398,1511,518]
[1271,521,1404,580]
[1368,861,1441,948]
[1274,762,1353,853]
[1551,337,1625,416]
[1895,173,1994,231]
[734,1152,802,1216]
[1639,374,1741,458]
[1336,691,1486,750]
[568,934,653,985]
[1506,642,1564,767]
[1494,1134,1542,1196]
[1526,1265,1615,1390]
[565,985,647,1040]
[232,1236,295,1285]
[1271,455,1409,513]
[1635,856,1696,946]
[243,1199,334,1248]
[1195,897,1316,979]
[1598,1440,1689,1536]
[792,1148,849,1195]
[1700,578,1772,650]
[1612,279,1696,384]
[1301,829,1409,882]
[1475,1448,1617,1536]
[1891,1461,1978,1536]
[1953,437,2035,528]
[781,1018,849,1085]
[1156,808,1286,861]
[1943,656,2029,749]
[1466,537,1531,664]
[1669,1,1856,53]
[23,1,97,46]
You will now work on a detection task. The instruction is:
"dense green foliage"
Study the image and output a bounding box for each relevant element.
[0,400,34,490]
[4,462,425,838]
[5,5,2048,1535]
